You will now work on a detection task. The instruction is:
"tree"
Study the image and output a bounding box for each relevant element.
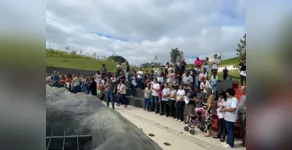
[64,46,70,51]
[170,48,182,64]
[235,33,246,57]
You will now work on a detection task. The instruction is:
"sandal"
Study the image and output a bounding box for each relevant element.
[204,133,212,137]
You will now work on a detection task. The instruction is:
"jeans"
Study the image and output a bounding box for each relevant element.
[151,96,159,113]
[73,86,80,93]
[211,85,217,98]
[169,100,176,118]
[118,94,126,105]
[130,84,136,96]
[176,101,184,121]
[160,100,169,116]
[225,120,235,147]
[106,91,115,110]
[217,118,226,139]
[144,98,150,110]
[137,78,143,89]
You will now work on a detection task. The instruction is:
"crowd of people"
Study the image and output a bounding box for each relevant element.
[46,54,246,148]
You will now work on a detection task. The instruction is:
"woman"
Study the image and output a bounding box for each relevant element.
[198,67,208,86]
[169,85,177,119]
[130,72,137,97]
[165,62,169,75]
[184,85,197,124]
[175,85,185,122]
[210,71,218,98]
[151,78,160,113]
[143,83,151,111]
[97,80,104,97]
[194,56,202,68]
[89,77,97,96]
[137,68,144,89]
[203,88,214,137]
[73,75,81,93]
[167,68,175,84]
[117,80,127,108]
[59,75,66,87]
[220,88,239,148]
[157,73,164,85]
[95,71,101,79]
[214,90,227,141]
[81,77,90,94]
[161,83,170,117]
[116,62,122,77]
[200,77,211,94]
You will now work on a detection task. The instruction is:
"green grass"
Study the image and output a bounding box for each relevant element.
[46,49,241,79]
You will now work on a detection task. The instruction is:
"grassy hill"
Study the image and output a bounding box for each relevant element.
[46,49,241,78]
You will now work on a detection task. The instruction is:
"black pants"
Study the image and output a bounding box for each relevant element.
[176,101,184,121]
[169,100,176,118]
[160,101,170,116]
[217,118,226,139]
[223,75,227,80]
[240,75,246,86]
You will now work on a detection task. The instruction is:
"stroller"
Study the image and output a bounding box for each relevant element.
[184,107,206,135]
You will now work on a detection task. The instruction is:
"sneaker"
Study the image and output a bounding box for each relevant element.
[224,144,232,148]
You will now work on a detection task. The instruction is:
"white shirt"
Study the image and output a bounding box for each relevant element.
[169,90,177,100]
[211,59,220,70]
[151,83,160,96]
[168,67,174,73]
[162,88,171,101]
[223,97,239,122]
[157,76,164,83]
[200,81,211,93]
[176,89,185,101]
[137,71,144,78]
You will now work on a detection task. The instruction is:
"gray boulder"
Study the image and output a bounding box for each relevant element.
[46,85,162,150]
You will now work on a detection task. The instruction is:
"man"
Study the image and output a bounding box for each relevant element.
[223,67,228,80]
[182,71,193,94]
[238,86,246,147]
[100,64,107,80]
[238,56,246,87]
[179,58,187,76]
[154,64,161,78]
[211,54,220,74]
[105,79,115,110]
[189,65,198,87]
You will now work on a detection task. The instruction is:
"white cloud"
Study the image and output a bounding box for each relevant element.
[46,0,245,65]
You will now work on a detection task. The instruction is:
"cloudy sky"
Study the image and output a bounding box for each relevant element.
[46,0,246,65]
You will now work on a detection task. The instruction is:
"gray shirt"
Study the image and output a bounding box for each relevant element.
[196,91,205,108]
[238,95,246,114]
[106,82,114,93]
[182,75,193,89]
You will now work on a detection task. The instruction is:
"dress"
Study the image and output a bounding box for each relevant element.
[203,95,213,132]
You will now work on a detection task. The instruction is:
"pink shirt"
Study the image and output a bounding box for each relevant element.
[194,59,202,67]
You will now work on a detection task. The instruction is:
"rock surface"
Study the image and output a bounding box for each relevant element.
[46,85,162,150]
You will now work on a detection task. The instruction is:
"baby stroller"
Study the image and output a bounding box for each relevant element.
[184,108,206,135]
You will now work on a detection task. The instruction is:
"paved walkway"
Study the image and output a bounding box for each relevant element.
[113,104,246,150]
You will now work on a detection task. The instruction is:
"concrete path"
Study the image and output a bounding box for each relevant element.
[112,104,246,150]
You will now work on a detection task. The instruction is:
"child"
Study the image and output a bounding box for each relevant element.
[214,90,227,141]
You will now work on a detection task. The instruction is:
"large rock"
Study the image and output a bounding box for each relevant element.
[46,85,162,150]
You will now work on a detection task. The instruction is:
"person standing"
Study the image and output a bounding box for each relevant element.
[105,79,115,110]
[194,56,202,69]
[128,67,136,83]
[220,88,239,148]
[223,67,228,80]
[203,88,214,137]
[179,58,187,77]
[203,57,209,78]
[100,64,107,80]
[238,86,246,147]
[137,68,144,89]
[154,64,161,79]
[238,56,246,87]
[117,80,127,108]
[214,90,227,141]
[200,77,211,94]
[182,71,193,94]
[130,72,137,97]
[211,54,220,74]
[165,62,170,75]
[125,62,130,81]
[160,83,170,117]
[169,85,177,119]
[210,71,218,98]
[151,79,160,113]
[184,86,197,123]
[89,78,97,96]
[175,85,185,122]
[143,83,151,111]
